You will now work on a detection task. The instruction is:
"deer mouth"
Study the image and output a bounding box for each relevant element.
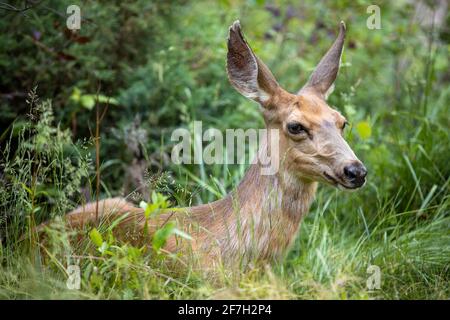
[323,171,359,190]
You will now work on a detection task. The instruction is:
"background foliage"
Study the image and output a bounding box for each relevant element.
[0,0,449,299]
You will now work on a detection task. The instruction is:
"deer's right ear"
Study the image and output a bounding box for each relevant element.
[227,20,280,106]
[299,21,346,99]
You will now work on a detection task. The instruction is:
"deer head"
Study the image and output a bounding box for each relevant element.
[227,20,367,189]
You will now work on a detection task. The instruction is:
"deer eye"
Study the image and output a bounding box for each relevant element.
[342,121,348,130]
[287,122,307,135]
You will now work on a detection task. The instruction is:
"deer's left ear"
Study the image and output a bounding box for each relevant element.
[300,21,346,100]
[227,20,280,106]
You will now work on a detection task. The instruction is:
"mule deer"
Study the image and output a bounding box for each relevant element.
[47,21,367,270]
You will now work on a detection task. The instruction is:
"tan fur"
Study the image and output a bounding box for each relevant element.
[42,21,366,271]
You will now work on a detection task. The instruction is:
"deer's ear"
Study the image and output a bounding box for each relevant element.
[300,21,346,99]
[227,20,280,106]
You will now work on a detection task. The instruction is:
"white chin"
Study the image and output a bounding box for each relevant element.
[337,183,346,190]
[336,182,364,192]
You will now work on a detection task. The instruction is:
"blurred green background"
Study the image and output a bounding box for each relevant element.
[0,0,448,299]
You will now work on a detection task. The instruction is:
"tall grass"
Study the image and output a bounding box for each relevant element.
[0,1,448,300]
[0,84,447,299]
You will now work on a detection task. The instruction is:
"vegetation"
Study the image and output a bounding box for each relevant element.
[0,0,448,299]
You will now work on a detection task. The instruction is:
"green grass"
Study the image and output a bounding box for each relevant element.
[0,97,448,299]
[0,0,449,300]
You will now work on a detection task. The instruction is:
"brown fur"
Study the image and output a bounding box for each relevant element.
[42,21,366,271]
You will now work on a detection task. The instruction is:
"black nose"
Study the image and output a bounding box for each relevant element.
[343,162,367,186]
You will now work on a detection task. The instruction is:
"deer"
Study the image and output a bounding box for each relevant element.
[40,20,367,271]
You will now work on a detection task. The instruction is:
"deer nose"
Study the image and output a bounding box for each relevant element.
[343,162,367,186]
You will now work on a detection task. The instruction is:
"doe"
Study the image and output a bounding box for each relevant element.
[53,21,367,270]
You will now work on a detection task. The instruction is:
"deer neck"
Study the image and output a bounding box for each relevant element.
[227,162,317,258]
[197,149,318,264]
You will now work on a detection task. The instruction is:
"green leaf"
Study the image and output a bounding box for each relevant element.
[98,241,111,254]
[356,121,372,140]
[95,94,118,105]
[152,221,176,251]
[140,201,158,219]
[139,201,147,210]
[69,88,81,102]
[173,228,192,240]
[80,95,95,110]
[20,183,33,196]
[151,191,158,204]
[89,228,103,247]
[71,88,118,110]
[146,203,159,217]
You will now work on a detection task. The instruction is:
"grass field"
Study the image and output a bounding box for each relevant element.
[0,1,448,299]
